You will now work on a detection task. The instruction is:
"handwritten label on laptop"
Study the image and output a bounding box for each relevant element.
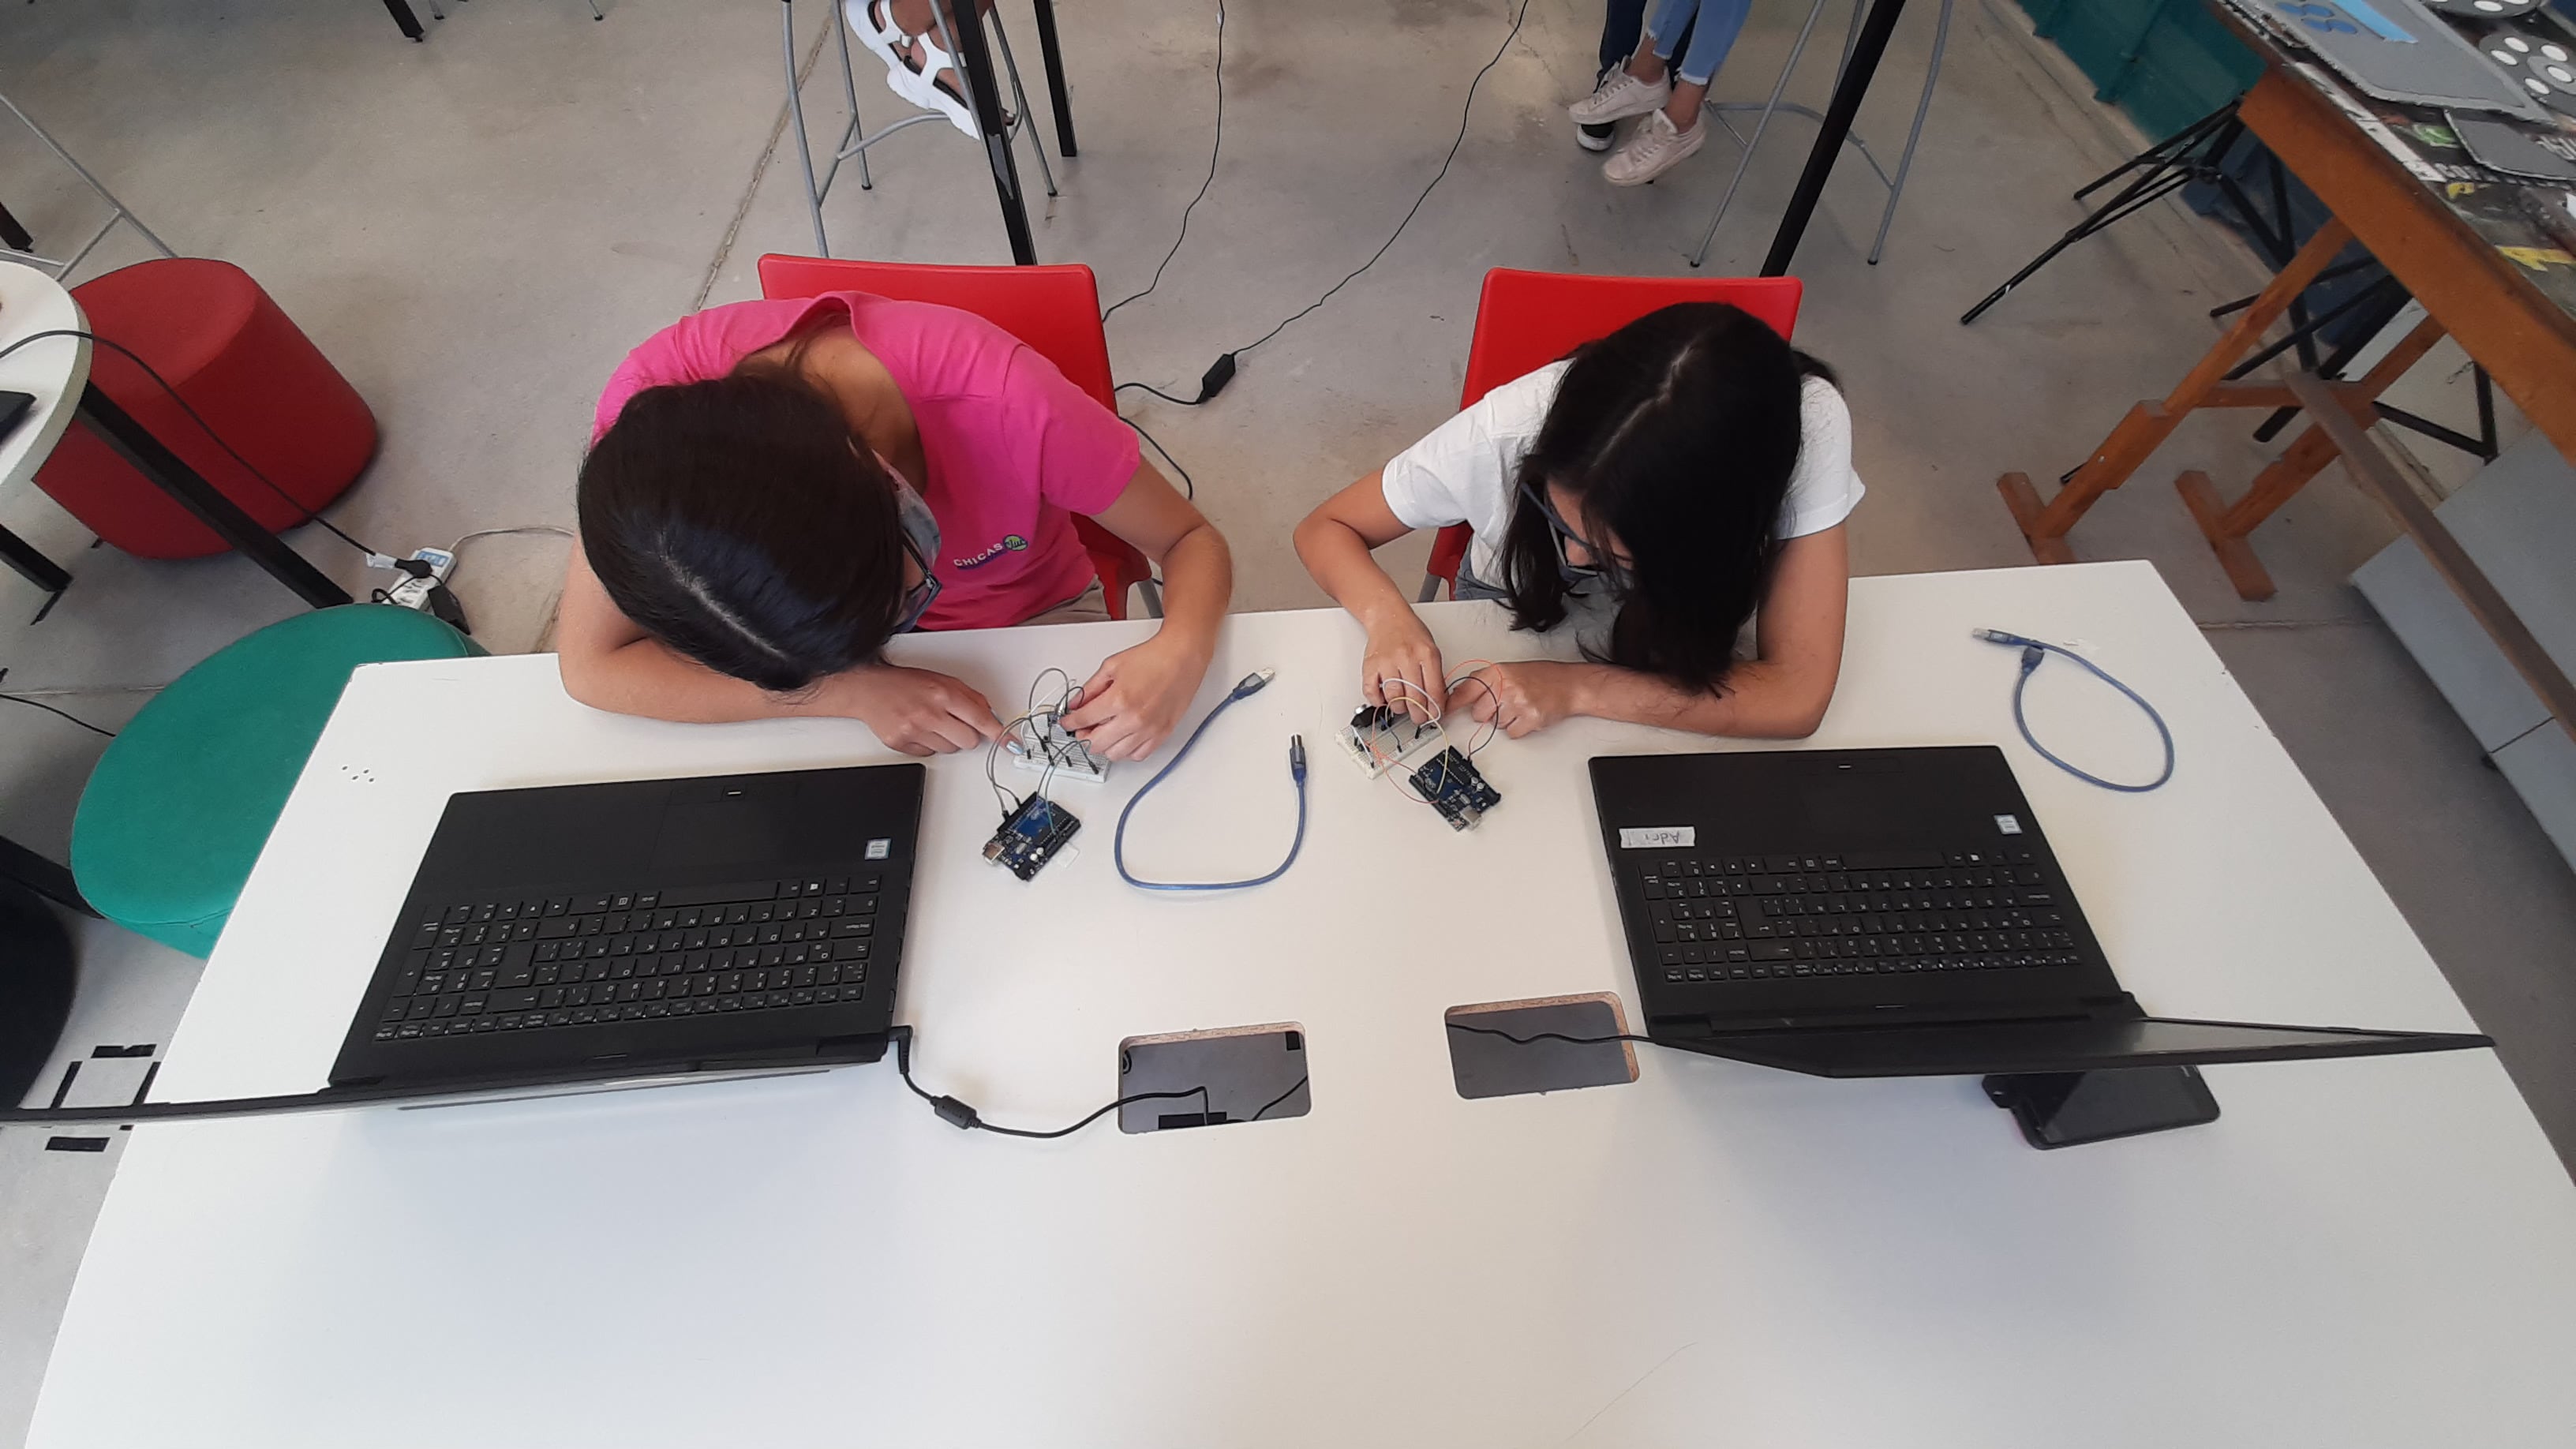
[1619,826,1695,849]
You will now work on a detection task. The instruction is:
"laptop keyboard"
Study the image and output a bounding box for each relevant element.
[371,876,881,1043]
[1629,848,2080,987]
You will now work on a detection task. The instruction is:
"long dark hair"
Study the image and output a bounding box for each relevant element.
[1496,301,1837,692]
[577,366,908,694]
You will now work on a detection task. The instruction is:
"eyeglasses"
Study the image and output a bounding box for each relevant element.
[893,528,942,632]
[1516,480,1631,597]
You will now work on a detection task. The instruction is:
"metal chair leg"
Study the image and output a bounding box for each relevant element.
[1865,0,1947,265]
[1690,0,1834,268]
[988,10,1058,199]
[782,0,833,256]
[0,92,175,271]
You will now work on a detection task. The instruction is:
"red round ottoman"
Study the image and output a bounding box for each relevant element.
[35,259,376,560]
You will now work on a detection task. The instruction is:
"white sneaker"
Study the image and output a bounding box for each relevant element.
[1603,107,1705,186]
[1569,69,1672,126]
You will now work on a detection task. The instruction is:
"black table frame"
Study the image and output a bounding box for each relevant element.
[1759,0,1908,276]
[0,382,352,623]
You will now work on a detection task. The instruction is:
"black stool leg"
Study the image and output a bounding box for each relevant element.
[76,384,352,609]
[0,526,72,622]
[934,0,1037,264]
[383,0,427,40]
[1028,0,1078,158]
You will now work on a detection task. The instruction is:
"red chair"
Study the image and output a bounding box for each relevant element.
[35,259,376,560]
[1418,268,1803,601]
[755,255,1159,620]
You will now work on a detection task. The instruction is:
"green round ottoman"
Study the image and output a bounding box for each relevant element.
[72,605,483,957]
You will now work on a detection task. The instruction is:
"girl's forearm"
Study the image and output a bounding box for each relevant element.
[1294,513,1416,633]
[1573,659,1836,739]
[1144,519,1232,661]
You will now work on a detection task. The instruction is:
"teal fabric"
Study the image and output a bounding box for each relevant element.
[2021,0,2263,141]
[72,605,483,957]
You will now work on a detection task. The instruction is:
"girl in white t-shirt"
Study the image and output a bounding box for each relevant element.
[1294,303,1863,739]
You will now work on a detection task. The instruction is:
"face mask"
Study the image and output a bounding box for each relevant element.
[886,472,943,633]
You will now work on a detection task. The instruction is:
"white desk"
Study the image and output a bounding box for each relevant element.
[31,563,2576,1448]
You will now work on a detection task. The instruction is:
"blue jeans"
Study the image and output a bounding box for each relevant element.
[1647,0,1751,86]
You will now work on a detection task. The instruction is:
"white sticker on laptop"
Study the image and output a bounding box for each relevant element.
[865,838,893,859]
[1994,814,2023,836]
[1619,826,1695,849]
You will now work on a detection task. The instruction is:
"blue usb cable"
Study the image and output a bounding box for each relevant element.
[1114,668,1309,891]
[1974,630,2176,792]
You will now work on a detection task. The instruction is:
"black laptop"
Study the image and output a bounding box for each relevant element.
[328,763,924,1091]
[1589,745,2490,1078]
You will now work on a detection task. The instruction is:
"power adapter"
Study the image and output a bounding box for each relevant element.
[371,548,470,633]
[1196,352,1237,402]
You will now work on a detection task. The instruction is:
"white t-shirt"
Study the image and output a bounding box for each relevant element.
[1378,360,1865,591]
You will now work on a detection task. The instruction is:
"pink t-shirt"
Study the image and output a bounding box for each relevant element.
[591,292,1140,631]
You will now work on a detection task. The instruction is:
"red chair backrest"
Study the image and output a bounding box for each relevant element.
[1425,270,1804,596]
[755,255,1120,408]
[1458,268,1803,406]
[753,254,1149,617]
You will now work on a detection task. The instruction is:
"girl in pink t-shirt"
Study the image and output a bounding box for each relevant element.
[560,293,1233,759]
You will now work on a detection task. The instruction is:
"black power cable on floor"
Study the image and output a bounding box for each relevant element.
[1121,414,1194,500]
[0,691,115,738]
[1112,0,1534,409]
[1099,0,1227,327]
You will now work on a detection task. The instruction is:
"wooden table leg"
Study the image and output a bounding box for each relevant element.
[2000,215,2355,563]
[2178,313,2447,600]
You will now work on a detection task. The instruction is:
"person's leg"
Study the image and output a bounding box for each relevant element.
[1604,0,1743,185]
[1661,0,1751,129]
[1572,0,1695,128]
[1023,581,1111,627]
[1578,0,1654,148]
[865,0,1013,124]
[1598,0,1648,80]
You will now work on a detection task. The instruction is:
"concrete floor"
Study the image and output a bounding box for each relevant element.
[2,0,2572,1440]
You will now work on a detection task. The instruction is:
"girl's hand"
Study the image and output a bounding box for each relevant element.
[1453,661,1588,739]
[826,665,1005,756]
[1361,612,1447,722]
[1061,636,1213,762]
